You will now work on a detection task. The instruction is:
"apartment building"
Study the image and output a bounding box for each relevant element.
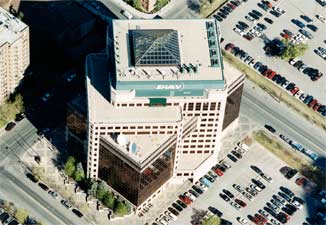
[0,6,29,103]
[139,0,157,12]
[79,19,245,210]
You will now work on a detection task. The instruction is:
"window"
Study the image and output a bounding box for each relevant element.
[190,151,195,154]
[137,103,142,106]
[182,151,188,154]
[184,173,189,176]
[210,103,216,110]
[197,150,202,153]
[177,173,182,176]
[188,103,194,111]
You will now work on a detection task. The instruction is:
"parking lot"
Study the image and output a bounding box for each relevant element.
[218,0,326,103]
[167,141,315,225]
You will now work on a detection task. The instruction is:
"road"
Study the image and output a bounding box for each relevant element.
[241,80,326,157]
[0,120,89,225]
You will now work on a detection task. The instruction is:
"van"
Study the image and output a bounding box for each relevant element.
[121,10,133,19]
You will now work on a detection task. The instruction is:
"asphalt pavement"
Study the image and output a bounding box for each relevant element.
[0,119,90,225]
[241,80,326,157]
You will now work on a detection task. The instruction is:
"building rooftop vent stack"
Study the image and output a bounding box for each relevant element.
[129,142,138,154]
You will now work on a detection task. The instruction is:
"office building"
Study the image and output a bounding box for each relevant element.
[82,19,245,210]
[0,6,29,103]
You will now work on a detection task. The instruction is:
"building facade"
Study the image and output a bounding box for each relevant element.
[139,0,157,12]
[0,7,29,103]
[81,19,245,210]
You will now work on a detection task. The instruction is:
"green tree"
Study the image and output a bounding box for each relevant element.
[36,220,45,225]
[133,0,143,11]
[102,192,116,209]
[73,162,85,182]
[202,215,221,225]
[96,181,108,201]
[14,208,29,224]
[280,39,308,60]
[64,156,76,177]
[85,178,97,196]
[114,201,129,216]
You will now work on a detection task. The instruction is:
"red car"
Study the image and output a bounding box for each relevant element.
[243,34,254,41]
[313,103,321,111]
[295,177,308,186]
[225,43,235,51]
[213,168,224,176]
[291,86,299,95]
[267,71,276,79]
[235,198,247,207]
[179,194,192,205]
[262,69,272,76]
[227,3,236,9]
[308,99,318,108]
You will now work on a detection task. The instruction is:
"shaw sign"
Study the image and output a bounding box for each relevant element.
[155,83,184,90]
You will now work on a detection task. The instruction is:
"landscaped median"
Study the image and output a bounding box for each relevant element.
[0,94,25,128]
[222,50,326,131]
[199,0,227,18]
[253,130,325,188]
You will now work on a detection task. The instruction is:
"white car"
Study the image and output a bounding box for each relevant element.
[289,58,299,65]
[272,6,285,14]
[271,218,282,225]
[299,93,307,101]
[237,217,249,225]
[222,161,232,168]
[195,181,208,191]
[281,80,290,89]
[250,184,262,192]
[294,90,304,99]
[292,200,303,209]
[158,218,168,225]
[316,14,326,23]
[230,201,241,210]
[245,15,255,22]
[185,192,196,201]
[165,211,177,221]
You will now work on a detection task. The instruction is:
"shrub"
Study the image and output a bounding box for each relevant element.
[114,201,129,216]
[14,208,29,224]
[64,156,76,177]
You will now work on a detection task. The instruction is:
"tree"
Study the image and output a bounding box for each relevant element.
[85,178,97,196]
[102,192,116,209]
[14,208,29,224]
[74,162,85,182]
[114,201,129,216]
[96,181,108,201]
[202,215,221,225]
[36,221,45,225]
[280,40,308,60]
[133,0,143,11]
[64,156,76,177]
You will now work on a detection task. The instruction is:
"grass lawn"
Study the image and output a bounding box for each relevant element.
[0,94,24,128]
[199,0,227,18]
[222,50,326,131]
[253,130,325,188]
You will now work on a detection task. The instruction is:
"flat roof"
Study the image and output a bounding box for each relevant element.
[177,154,212,171]
[0,7,27,46]
[111,19,225,97]
[102,134,171,164]
[86,53,182,123]
[223,60,245,88]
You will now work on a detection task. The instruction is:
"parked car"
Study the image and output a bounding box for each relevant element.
[5,122,16,131]
[291,19,305,28]
[252,179,266,189]
[172,202,183,212]
[231,150,242,159]
[264,17,274,24]
[307,24,318,32]
[61,199,72,209]
[38,182,49,191]
[72,209,83,218]
[208,206,223,217]
[299,29,313,39]
[48,190,59,199]
[264,124,276,133]
[300,15,313,22]
[168,207,179,216]
[223,189,234,198]
[235,199,247,207]
[227,154,238,162]
[219,193,230,202]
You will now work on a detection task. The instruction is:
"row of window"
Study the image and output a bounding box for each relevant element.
[92,125,179,131]
[176,172,194,177]
[116,102,179,107]
[182,144,213,149]
[181,150,213,154]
